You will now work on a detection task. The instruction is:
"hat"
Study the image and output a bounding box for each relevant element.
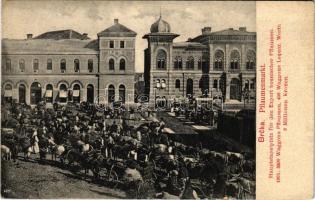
[127,159,137,169]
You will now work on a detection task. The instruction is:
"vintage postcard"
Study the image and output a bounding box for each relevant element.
[0,1,313,199]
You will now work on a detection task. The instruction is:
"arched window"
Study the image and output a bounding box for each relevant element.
[45,84,53,103]
[246,50,256,70]
[47,59,52,71]
[88,59,93,72]
[156,50,167,69]
[6,59,11,72]
[174,56,182,70]
[60,59,66,72]
[4,84,13,102]
[73,84,81,103]
[74,59,80,72]
[109,58,115,70]
[214,50,224,70]
[119,59,126,70]
[119,85,126,103]
[19,59,25,72]
[161,79,166,89]
[46,84,53,90]
[108,85,115,103]
[213,79,218,89]
[155,79,161,88]
[230,50,240,70]
[59,84,68,103]
[186,57,194,69]
[33,59,39,72]
[175,79,180,89]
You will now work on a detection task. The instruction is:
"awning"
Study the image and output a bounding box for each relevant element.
[59,91,68,98]
[163,127,175,134]
[73,90,80,97]
[45,90,53,97]
[4,90,12,97]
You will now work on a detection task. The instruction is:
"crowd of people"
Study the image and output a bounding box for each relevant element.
[1,101,255,199]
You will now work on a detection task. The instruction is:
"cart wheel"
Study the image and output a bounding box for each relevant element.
[108,170,119,188]
[98,168,108,180]
[65,150,75,166]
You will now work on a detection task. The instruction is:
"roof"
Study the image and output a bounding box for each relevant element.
[210,29,256,36]
[2,39,98,54]
[97,20,137,37]
[192,28,256,42]
[173,42,207,49]
[150,15,171,33]
[34,29,90,40]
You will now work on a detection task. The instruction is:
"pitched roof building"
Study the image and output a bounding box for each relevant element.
[2,19,136,106]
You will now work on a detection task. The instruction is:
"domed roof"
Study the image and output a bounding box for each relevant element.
[150,15,171,33]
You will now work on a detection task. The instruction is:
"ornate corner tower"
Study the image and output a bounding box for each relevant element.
[143,14,179,106]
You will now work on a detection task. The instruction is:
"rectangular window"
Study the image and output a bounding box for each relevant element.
[6,59,11,72]
[110,41,114,48]
[198,60,202,70]
[88,59,93,72]
[33,59,39,72]
[47,59,52,70]
[120,41,125,48]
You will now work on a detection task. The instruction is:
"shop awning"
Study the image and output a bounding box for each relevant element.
[45,90,53,97]
[4,90,12,97]
[73,90,80,97]
[59,91,68,98]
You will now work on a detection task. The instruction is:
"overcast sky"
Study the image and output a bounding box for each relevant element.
[2,1,256,72]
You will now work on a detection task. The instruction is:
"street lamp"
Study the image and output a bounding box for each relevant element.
[242,88,250,109]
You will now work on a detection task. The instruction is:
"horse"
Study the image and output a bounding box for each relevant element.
[1,145,11,160]
[17,136,36,159]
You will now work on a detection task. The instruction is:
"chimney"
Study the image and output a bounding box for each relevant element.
[114,19,119,24]
[26,34,33,39]
[82,33,88,40]
[202,27,212,35]
[239,27,247,31]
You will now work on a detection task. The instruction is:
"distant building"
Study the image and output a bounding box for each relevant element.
[143,15,256,106]
[2,19,136,105]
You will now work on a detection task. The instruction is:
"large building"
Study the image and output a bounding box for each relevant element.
[1,19,136,105]
[143,15,256,106]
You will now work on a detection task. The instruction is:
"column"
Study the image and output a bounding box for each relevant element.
[225,44,230,71]
[226,74,231,101]
[241,44,246,71]
[209,44,214,71]
[53,88,58,103]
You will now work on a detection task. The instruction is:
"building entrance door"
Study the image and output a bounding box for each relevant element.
[87,84,94,103]
[230,78,241,100]
[19,84,26,103]
[186,79,193,97]
[30,82,42,104]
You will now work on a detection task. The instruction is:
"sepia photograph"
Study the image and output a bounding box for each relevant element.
[1,1,256,199]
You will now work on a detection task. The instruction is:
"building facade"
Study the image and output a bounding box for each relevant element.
[1,19,136,105]
[143,15,256,106]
